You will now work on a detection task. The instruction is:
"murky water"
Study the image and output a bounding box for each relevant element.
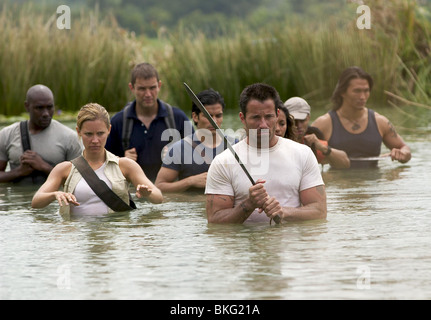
[1,112,430,300]
[1,136,429,300]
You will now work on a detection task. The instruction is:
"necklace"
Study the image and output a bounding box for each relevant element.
[348,120,361,131]
[338,111,363,131]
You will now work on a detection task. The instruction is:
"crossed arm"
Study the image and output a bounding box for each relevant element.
[0,151,54,183]
[206,179,327,224]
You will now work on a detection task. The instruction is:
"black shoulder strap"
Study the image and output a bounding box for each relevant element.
[122,103,133,151]
[122,101,177,150]
[20,120,31,151]
[163,102,177,143]
[164,102,176,130]
[71,156,134,212]
[17,120,48,184]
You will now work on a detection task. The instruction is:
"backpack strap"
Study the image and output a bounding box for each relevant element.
[20,120,31,151]
[163,102,177,143]
[163,102,176,130]
[122,100,177,150]
[121,102,133,151]
[71,156,135,212]
[17,120,48,184]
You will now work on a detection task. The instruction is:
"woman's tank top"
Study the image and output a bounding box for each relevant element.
[329,109,382,169]
[72,162,112,214]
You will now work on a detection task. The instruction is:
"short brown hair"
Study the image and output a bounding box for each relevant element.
[130,62,159,87]
[239,83,281,116]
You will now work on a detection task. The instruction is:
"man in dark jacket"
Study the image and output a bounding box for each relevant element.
[106,63,193,182]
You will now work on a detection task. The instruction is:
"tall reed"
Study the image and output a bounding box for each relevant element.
[157,21,396,111]
[156,0,430,113]
[0,3,139,116]
[0,0,429,120]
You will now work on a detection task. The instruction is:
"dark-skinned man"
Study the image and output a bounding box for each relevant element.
[0,84,82,184]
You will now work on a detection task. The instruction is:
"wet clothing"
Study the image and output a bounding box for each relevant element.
[0,120,82,184]
[328,109,382,168]
[60,150,130,218]
[105,99,193,182]
[161,133,235,181]
[72,162,111,215]
[206,138,324,223]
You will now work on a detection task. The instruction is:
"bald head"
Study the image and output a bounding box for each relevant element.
[26,84,54,104]
[25,84,55,130]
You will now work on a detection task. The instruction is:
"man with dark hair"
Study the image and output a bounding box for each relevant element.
[0,84,82,184]
[312,66,411,168]
[155,89,231,192]
[105,62,193,182]
[205,83,326,224]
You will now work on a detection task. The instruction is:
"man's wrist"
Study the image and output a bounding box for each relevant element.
[240,200,254,213]
[239,200,255,222]
[323,145,332,156]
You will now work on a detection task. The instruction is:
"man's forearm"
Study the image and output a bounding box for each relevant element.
[156,179,191,193]
[39,162,54,175]
[0,167,30,183]
[281,202,327,221]
[207,197,255,224]
[0,171,18,183]
[323,147,350,169]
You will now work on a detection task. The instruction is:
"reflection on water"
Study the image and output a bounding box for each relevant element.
[1,139,431,299]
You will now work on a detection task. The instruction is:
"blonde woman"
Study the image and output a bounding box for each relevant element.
[32,103,163,217]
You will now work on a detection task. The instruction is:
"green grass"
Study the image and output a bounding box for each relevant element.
[156,0,430,115]
[0,3,137,115]
[0,0,430,124]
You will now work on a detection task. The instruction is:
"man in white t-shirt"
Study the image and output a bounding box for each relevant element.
[205,83,326,224]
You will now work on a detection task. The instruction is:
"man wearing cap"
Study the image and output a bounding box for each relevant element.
[285,97,350,169]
